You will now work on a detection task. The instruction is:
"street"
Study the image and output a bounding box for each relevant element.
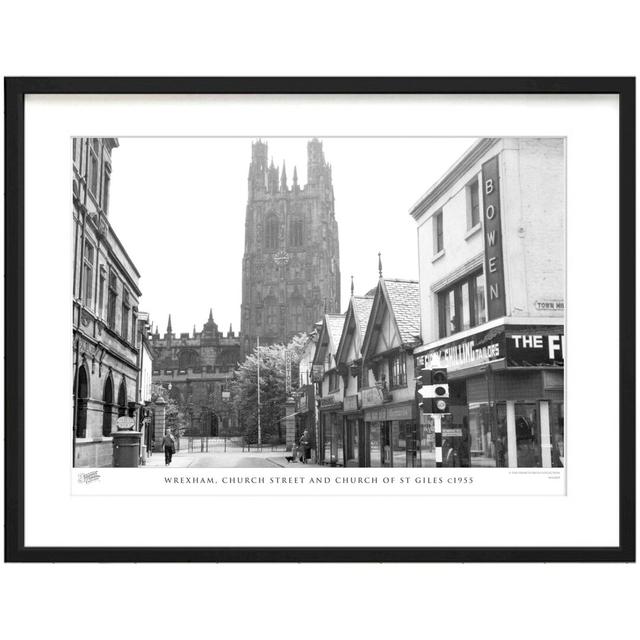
[144,448,319,469]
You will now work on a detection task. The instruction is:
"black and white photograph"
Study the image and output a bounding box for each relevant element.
[72,136,565,474]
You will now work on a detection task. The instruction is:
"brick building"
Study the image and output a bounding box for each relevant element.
[151,310,241,436]
[72,137,147,467]
[240,138,341,356]
[410,138,565,468]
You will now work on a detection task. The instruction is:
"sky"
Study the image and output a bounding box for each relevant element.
[108,137,476,336]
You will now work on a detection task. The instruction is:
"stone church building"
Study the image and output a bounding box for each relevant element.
[151,310,241,435]
[240,138,341,356]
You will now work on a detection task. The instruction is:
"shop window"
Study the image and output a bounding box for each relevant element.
[467,403,508,468]
[433,210,444,254]
[466,179,480,229]
[550,402,565,468]
[515,403,541,468]
[389,352,407,388]
[438,270,486,338]
[328,371,340,393]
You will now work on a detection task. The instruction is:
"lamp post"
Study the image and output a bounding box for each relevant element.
[256,335,261,449]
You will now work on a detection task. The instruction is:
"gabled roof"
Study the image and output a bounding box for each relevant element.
[361,278,421,360]
[335,295,374,365]
[312,313,346,366]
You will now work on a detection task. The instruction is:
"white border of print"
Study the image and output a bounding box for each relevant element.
[24,93,618,548]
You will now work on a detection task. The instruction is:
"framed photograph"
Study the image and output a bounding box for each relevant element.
[4,77,635,562]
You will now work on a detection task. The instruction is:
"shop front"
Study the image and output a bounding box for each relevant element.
[416,323,564,468]
[318,392,343,466]
[341,394,363,467]
[361,388,423,468]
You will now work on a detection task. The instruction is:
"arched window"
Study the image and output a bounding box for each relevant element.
[289,220,303,247]
[290,299,304,331]
[117,378,127,417]
[178,349,199,370]
[102,375,114,436]
[265,215,279,250]
[75,365,89,438]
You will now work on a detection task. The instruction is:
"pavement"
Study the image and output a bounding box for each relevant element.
[144,448,292,468]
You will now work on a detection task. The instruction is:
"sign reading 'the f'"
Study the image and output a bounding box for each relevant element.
[481,155,506,320]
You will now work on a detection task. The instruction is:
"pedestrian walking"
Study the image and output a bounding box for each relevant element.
[300,429,312,464]
[162,429,176,466]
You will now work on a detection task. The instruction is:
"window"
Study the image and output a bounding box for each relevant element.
[467,179,480,229]
[107,272,118,330]
[82,241,94,306]
[265,215,279,250]
[290,301,303,329]
[255,307,263,326]
[73,138,82,166]
[433,210,444,254]
[102,168,111,214]
[389,352,407,388]
[328,371,340,392]
[121,290,130,341]
[438,270,486,338]
[289,220,303,247]
[266,303,278,329]
[88,139,100,197]
[98,267,106,318]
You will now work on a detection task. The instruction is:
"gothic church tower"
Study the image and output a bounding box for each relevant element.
[240,138,341,356]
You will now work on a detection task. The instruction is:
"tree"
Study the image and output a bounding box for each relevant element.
[231,333,308,444]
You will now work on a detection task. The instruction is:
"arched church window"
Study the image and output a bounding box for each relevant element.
[289,220,303,247]
[178,349,199,370]
[265,215,279,250]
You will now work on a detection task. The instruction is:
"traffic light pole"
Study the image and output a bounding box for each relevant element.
[433,414,443,468]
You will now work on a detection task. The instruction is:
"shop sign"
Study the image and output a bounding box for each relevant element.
[116,416,135,431]
[361,385,384,408]
[416,326,504,372]
[364,407,387,422]
[481,155,507,320]
[344,395,360,412]
[311,364,324,383]
[386,404,414,421]
[319,392,342,409]
[506,330,564,366]
[442,428,463,438]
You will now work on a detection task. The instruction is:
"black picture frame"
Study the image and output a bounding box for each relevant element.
[4,77,635,563]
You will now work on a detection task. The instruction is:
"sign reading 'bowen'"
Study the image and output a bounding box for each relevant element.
[481,155,506,320]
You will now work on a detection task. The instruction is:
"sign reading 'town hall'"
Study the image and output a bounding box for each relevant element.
[481,155,506,320]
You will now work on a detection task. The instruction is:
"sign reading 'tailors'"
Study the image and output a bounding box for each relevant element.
[481,155,506,320]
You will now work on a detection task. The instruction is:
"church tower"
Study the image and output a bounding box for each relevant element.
[240,138,341,356]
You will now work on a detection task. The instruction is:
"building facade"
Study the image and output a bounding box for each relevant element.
[151,310,240,439]
[359,279,422,467]
[240,139,341,356]
[313,313,346,465]
[73,137,146,467]
[411,137,565,468]
[333,291,374,466]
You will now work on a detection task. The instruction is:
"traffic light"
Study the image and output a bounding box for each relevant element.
[430,367,449,414]
[415,364,450,414]
[415,367,432,413]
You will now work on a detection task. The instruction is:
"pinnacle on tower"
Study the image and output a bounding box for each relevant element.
[292,165,298,188]
[208,308,214,323]
[378,252,383,278]
[167,314,172,333]
[280,160,287,191]
[351,275,354,296]
[193,324,196,337]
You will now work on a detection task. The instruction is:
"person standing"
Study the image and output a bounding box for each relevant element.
[300,429,312,464]
[162,429,176,466]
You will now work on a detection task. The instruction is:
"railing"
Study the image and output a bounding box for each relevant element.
[174,435,287,454]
